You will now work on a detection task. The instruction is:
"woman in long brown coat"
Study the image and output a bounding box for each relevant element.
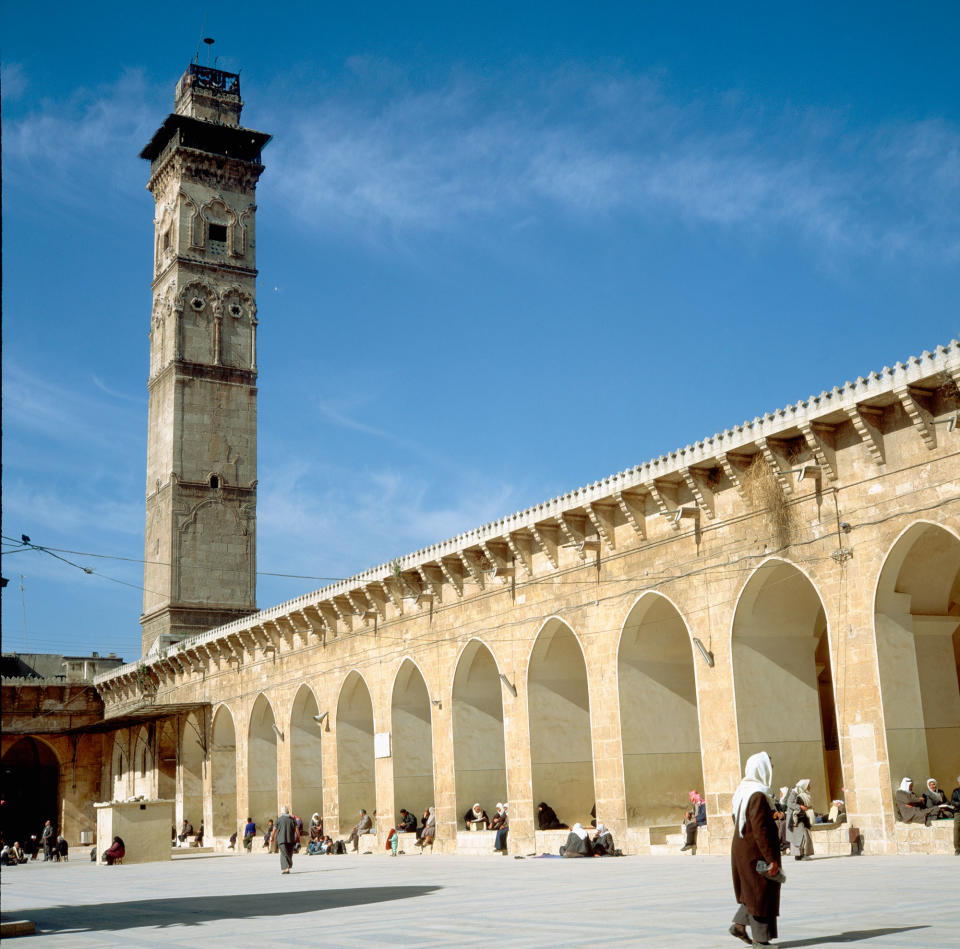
[730,751,782,947]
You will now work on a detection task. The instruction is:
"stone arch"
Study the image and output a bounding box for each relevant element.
[617,593,705,826]
[180,713,204,831]
[157,719,177,801]
[211,704,238,840]
[336,671,376,828]
[219,286,255,368]
[731,558,843,811]
[178,189,203,248]
[527,618,596,827]
[874,521,960,789]
[174,280,218,363]
[452,638,507,826]
[1,737,60,843]
[201,197,238,255]
[133,725,153,799]
[391,659,435,822]
[247,694,279,827]
[290,685,324,822]
[111,735,127,801]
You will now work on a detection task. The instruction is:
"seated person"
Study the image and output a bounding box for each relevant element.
[559,823,593,857]
[309,813,324,843]
[592,823,618,856]
[103,836,125,865]
[242,817,256,852]
[537,801,565,830]
[11,842,27,865]
[348,809,374,851]
[895,778,939,825]
[494,805,509,853]
[262,819,275,849]
[490,803,506,831]
[398,808,417,833]
[57,834,69,861]
[178,819,194,844]
[0,844,14,866]
[827,800,846,823]
[464,803,489,829]
[417,808,430,840]
[923,779,955,817]
[417,807,436,848]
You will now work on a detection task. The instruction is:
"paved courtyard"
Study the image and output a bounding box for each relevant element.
[1,851,955,947]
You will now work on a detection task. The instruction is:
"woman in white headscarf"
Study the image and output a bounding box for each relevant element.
[786,779,815,860]
[559,822,593,858]
[730,752,781,947]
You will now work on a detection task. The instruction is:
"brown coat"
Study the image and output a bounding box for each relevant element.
[731,792,781,921]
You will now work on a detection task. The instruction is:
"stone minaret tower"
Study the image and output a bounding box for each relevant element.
[139,64,270,656]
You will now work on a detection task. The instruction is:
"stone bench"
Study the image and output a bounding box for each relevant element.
[895,819,955,855]
[456,830,500,856]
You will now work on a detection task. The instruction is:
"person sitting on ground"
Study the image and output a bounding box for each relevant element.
[319,835,333,854]
[417,807,436,848]
[262,818,275,849]
[309,813,323,843]
[786,779,815,860]
[0,844,14,866]
[11,842,27,865]
[398,808,417,833]
[895,778,940,825]
[489,803,506,832]
[464,803,489,829]
[242,817,256,852]
[177,819,194,844]
[493,805,509,853]
[57,834,69,861]
[681,791,707,853]
[559,823,593,857]
[103,836,125,865]
[537,801,565,830]
[592,823,618,856]
[348,809,374,852]
[923,779,955,817]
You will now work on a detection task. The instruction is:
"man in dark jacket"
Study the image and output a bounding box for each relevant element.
[276,805,298,873]
[398,808,417,833]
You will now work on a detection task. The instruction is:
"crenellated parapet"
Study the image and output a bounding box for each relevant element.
[98,338,960,705]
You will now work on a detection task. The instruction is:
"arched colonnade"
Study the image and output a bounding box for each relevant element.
[109,521,959,852]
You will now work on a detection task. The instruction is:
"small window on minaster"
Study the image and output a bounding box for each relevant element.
[208,222,227,244]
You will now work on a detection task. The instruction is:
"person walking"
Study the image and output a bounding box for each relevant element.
[276,805,297,874]
[730,751,783,947]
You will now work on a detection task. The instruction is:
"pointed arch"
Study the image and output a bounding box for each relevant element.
[211,704,238,839]
[527,618,595,827]
[132,725,153,799]
[336,672,376,828]
[731,558,842,811]
[617,592,704,826]
[874,521,960,789]
[0,737,60,843]
[157,719,177,801]
[180,712,204,831]
[391,659,435,821]
[247,693,278,827]
[290,684,324,822]
[111,734,127,802]
[452,638,507,826]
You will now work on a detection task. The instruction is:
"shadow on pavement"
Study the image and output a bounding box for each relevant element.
[778,926,930,947]
[32,886,440,933]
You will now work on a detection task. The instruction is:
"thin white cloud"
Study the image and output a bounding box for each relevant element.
[1,62,27,102]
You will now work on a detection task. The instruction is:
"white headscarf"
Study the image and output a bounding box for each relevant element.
[794,778,812,807]
[732,751,774,837]
[778,786,789,802]
[898,777,913,793]
[472,803,483,817]
[495,802,504,814]
[595,822,607,836]
[571,823,588,840]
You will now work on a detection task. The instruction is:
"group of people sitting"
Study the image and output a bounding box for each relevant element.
[0,840,29,865]
[558,823,620,857]
[175,819,204,847]
[894,776,959,831]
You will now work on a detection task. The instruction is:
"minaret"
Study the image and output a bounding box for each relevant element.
[139,63,270,656]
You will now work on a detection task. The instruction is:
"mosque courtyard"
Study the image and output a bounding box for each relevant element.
[0,850,954,947]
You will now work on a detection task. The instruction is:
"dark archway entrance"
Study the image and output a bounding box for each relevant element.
[1,737,60,844]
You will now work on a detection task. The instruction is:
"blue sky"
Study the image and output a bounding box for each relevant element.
[2,1,958,661]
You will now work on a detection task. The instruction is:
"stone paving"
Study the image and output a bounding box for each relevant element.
[0,851,956,947]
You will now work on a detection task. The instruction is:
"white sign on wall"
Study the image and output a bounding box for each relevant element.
[374,732,391,759]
